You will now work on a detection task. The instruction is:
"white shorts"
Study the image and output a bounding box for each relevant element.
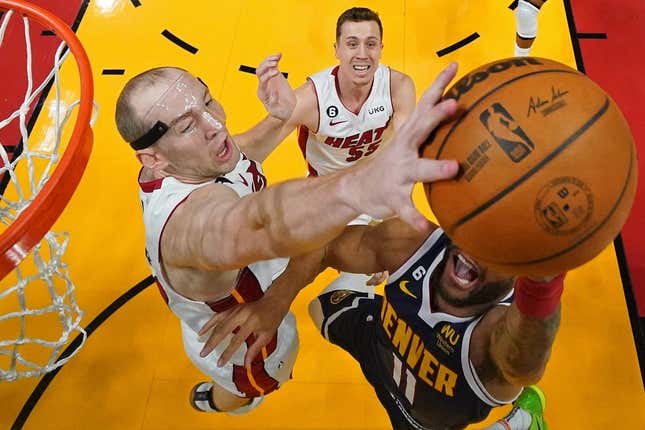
[180,311,299,398]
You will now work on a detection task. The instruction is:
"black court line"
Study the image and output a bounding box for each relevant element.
[577,32,608,39]
[130,0,142,6]
[614,235,645,388]
[102,69,126,75]
[161,29,198,54]
[563,0,645,389]
[436,33,479,57]
[239,64,288,79]
[11,275,156,430]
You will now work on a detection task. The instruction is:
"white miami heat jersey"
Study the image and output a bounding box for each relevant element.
[139,152,298,398]
[298,64,394,176]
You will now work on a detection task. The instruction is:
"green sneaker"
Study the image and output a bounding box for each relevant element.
[513,385,548,430]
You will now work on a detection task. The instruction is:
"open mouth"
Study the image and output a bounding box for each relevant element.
[352,64,370,72]
[451,253,479,288]
[215,136,232,160]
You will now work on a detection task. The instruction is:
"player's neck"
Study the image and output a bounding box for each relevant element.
[336,73,372,114]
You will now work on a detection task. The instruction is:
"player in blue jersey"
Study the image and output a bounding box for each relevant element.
[201,214,558,429]
[308,218,559,429]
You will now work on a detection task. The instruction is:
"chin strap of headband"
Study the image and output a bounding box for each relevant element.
[130,120,169,150]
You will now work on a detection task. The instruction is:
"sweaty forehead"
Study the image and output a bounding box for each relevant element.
[140,71,206,124]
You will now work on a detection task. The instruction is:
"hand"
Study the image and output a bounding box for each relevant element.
[347,62,460,231]
[198,294,289,367]
[256,53,296,121]
[366,271,388,285]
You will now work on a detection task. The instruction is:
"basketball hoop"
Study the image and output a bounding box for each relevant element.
[0,0,93,380]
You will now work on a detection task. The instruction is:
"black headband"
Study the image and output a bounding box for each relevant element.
[130,77,208,150]
[129,121,169,150]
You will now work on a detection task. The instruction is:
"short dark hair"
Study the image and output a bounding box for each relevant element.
[336,7,383,41]
[115,66,186,145]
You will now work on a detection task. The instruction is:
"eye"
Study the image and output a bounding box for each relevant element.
[179,120,194,134]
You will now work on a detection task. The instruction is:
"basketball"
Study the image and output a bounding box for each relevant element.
[423,57,638,276]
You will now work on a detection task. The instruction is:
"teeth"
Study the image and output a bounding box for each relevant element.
[454,275,471,286]
[454,253,477,284]
[353,65,369,71]
[217,143,227,157]
[457,254,475,271]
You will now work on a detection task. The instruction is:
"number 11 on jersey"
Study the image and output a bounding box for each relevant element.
[392,352,417,404]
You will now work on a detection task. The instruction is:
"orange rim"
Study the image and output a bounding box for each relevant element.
[0,0,93,279]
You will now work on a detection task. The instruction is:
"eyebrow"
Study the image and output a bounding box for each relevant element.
[344,36,380,41]
[167,87,211,127]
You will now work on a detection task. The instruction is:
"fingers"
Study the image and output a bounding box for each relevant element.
[418,62,458,107]
[256,54,284,100]
[199,309,242,358]
[403,98,458,147]
[217,327,252,367]
[366,271,388,285]
[399,63,459,146]
[414,158,459,184]
[244,333,271,367]
[198,310,228,336]
[256,53,282,77]
[398,203,430,232]
[396,158,458,231]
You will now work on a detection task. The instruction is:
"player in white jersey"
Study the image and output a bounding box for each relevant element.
[292,7,415,179]
[298,63,395,177]
[139,152,299,410]
[115,57,462,413]
[284,7,418,295]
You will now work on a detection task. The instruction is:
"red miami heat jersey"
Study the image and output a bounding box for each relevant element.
[298,64,394,176]
[138,152,298,398]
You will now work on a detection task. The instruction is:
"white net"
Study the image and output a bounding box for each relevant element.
[0,7,91,381]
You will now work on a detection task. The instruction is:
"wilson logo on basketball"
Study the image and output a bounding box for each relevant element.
[446,57,543,102]
[480,103,534,163]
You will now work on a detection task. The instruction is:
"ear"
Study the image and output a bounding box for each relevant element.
[334,42,339,60]
[136,147,168,171]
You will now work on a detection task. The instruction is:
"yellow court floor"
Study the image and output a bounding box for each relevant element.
[1,1,644,429]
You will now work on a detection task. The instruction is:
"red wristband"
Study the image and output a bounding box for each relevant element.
[514,274,566,318]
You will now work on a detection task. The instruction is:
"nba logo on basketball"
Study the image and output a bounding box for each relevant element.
[480,103,534,162]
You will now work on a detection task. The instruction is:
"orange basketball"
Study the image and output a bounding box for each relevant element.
[423,57,638,276]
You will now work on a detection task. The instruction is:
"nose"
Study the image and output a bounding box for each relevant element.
[356,43,368,58]
[201,111,223,137]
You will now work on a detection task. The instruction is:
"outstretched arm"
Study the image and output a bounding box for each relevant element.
[323,218,435,275]
[164,63,461,272]
[198,217,435,367]
[472,274,564,401]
